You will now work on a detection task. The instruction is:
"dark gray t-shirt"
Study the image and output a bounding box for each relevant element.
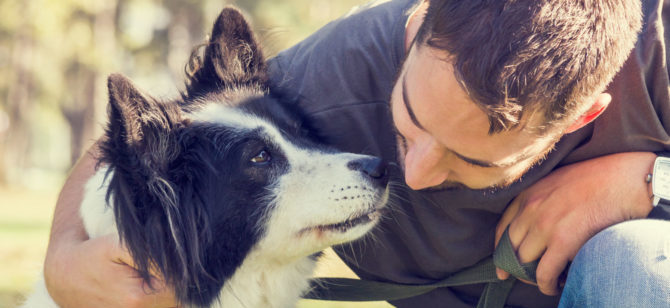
[268,0,670,307]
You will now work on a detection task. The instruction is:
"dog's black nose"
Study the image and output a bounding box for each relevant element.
[347,157,389,187]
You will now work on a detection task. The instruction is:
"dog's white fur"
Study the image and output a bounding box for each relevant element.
[22,102,388,308]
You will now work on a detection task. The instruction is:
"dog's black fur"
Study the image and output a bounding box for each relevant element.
[99,8,315,306]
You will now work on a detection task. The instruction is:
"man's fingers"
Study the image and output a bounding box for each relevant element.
[535,244,571,296]
[149,290,178,308]
[495,198,521,247]
[516,226,547,264]
[495,199,521,280]
[97,234,178,307]
[496,268,510,280]
[120,264,178,308]
[496,197,531,280]
[495,195,543,281]
[143,278,179,308]
[97,233,137,267]
[497,231,547,283]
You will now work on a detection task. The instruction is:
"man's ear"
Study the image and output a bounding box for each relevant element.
[564,93,612,133]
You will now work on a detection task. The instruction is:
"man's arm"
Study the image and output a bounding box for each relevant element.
[495,152,656,295]
[43,145,177,308]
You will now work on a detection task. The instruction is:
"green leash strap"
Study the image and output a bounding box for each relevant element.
[303,227,538,308]
[305,256,499,302]
[493,227,537,282]
[476,279,516,308]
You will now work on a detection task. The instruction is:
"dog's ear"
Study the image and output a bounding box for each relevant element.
[104,73,181,168]
[186,7,266,96]
[206,7,265,76]
[102,74,186,297]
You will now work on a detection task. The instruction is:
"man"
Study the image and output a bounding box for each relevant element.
[44,0,670,307]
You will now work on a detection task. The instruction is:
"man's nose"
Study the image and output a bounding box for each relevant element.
[403,141,448,190]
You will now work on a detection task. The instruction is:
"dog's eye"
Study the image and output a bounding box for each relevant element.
[250,150,271,164]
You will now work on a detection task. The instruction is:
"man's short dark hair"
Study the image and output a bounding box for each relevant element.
[416,0,642,134]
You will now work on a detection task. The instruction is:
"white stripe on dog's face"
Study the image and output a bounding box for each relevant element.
[189,102,389,261]
[189,102,269,132]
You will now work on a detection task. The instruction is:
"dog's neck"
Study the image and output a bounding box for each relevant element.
[217,250,317,308]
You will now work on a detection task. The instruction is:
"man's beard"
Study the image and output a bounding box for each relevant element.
[418,180,470,192]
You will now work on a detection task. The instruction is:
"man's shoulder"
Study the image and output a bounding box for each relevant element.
[268,0,416,114]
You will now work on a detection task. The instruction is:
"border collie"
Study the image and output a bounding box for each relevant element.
[22,7,389,308]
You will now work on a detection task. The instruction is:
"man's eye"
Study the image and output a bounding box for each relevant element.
[250,150,271,164]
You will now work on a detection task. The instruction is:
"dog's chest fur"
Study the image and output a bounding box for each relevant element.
[220,253,316,308]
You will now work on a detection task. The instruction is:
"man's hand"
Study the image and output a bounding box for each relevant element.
[495,152,656,296]
[42,145,178,308]
[44,234,177,308]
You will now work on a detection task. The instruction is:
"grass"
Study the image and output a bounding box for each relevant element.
[0,186,54,308]
[0,186,392,308]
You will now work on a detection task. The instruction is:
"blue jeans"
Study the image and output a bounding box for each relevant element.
[558,219,670,307]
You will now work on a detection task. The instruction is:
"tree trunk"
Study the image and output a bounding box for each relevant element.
[61,0,118,166]
[0,27,34,185]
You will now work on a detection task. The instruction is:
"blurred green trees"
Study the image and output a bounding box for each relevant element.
[0,0,368,188]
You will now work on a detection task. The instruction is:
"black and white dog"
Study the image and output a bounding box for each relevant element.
[22,7,389,308]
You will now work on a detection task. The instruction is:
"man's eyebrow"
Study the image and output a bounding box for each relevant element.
[401,74,425,130]
[401,71,522,169]
[451,151,515,168]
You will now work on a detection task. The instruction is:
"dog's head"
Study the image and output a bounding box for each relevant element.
[100,7,389,307]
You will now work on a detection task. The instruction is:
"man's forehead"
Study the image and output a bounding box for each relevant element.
[412,43,558,134]
[402,45,551,167]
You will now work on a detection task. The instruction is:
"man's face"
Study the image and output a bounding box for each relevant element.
[390,44,559,191]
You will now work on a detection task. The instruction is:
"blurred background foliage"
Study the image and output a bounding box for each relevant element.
[0,0,371,189]
[0,0,394,307]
